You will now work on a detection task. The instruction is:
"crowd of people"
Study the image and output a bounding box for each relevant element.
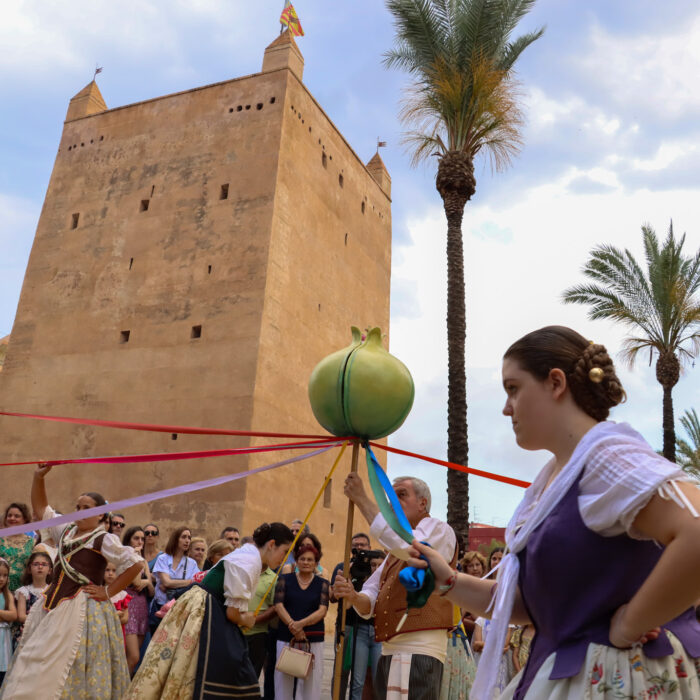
[1,324,700,699]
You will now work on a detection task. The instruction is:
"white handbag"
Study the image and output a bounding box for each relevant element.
[275,639,314,679]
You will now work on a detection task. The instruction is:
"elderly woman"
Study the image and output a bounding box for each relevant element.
[0,503,34,592]
[274,543,329,700]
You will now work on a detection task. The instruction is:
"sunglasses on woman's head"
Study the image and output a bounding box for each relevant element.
[145,530,158,536]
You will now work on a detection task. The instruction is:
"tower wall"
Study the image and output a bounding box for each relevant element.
[0,48,391,570]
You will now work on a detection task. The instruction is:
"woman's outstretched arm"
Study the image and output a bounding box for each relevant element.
[31,463,53,517]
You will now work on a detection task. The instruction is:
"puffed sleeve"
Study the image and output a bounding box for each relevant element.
[41,505,65,546]
[100,533,143,576]
[223,555,260,611]
[579,436,697,538]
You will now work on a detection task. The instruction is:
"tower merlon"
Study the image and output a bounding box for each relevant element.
[66,80,108,122]
[262,29,304,81]
[365,151,391,198]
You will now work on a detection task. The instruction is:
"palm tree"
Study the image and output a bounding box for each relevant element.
[677,408,700,479]
[563,223,700,462]
[383,0,543,543]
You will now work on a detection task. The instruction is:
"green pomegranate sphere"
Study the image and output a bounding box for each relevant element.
[308,326,415,440]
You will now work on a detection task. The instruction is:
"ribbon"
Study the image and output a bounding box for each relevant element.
[253,441,349,616]
[0,409,336,440]
[370,441,530,488]
[0,444,338,538]
[365,444,412,545]
[0,438,339,467]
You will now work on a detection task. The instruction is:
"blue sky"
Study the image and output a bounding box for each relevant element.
[1,1,699,526]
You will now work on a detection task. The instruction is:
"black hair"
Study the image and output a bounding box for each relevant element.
[80,492,109,523]
[122,526,145,548]
[220,526,240,537]
[253,522,294,548]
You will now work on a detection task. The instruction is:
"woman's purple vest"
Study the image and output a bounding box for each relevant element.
[514,473,700,698]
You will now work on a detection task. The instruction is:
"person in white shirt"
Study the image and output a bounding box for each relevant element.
[334,474,456,700]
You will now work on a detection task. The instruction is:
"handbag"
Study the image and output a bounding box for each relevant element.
[275,639,314,679]
[166,557,194,600]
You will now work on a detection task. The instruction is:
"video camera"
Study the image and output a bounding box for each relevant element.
[349,548,384,589]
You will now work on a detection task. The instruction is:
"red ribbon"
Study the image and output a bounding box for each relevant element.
[369,442,531,488]
[0,438,340,467]
[0,410,334,440]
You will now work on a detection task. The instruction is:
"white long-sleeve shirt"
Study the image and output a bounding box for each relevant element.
[355,512,457,663]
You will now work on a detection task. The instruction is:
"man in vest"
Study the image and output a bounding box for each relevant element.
[333,473,457,700]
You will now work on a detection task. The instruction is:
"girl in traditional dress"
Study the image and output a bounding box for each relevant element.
[412,326,700,699]
[126,521,294,699]
[0,559,17,686]
[0,462,143,700]
[13,547,53,646]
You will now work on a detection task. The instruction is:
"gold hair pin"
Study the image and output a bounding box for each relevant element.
[589,367,604,383]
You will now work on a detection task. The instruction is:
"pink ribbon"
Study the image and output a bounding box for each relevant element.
[0,444,339,538]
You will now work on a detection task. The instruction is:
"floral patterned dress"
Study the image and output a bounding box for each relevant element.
[0,535,34,592]
[0,507,141,700]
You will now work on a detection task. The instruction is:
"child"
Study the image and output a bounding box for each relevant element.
[106,562,132,643]
[0,558,18,686]
[14,548,53,646]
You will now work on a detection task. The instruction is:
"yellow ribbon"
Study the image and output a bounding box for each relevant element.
[253,441,349,616]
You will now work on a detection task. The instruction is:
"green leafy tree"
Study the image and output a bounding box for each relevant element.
[383,0,543,542]
[563,223,700,462]
[677,408,700,478]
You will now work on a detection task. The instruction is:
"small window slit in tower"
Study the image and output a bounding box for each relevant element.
[71,213,80,229]
[150,185,155,197]
[191,325,202,339]
[171,433,178,441]
[220,183,229,200]
[129,257,134,270]
[140,199,149,212]
[120,330,130,344]
[207,265,212,274]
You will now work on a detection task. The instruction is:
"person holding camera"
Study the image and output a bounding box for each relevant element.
[330,533,384,700]
[334,475,457,700]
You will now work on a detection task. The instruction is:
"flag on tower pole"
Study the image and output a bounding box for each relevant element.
[280,1,304,36]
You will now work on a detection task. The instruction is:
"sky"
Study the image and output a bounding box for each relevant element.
[1,1,699,527]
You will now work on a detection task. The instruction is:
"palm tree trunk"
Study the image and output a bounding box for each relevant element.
[662,384,676,463]
[445,201,469,548]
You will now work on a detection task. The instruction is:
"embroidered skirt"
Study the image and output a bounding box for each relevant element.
[439,633,476,700]
[500,632,700,699]
[0,593,129,699]
[125,585,260,699]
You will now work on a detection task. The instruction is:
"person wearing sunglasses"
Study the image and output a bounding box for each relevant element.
[109,514,126,535]
[142,524,162,572]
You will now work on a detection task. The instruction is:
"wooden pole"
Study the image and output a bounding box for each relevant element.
[331,440,360,700]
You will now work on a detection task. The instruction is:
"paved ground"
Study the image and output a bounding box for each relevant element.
[261,640,338,697]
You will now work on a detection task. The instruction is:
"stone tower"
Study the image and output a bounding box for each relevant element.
[0,32,392,563]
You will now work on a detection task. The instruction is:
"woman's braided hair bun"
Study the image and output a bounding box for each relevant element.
[568,342,626,421]
[504,326,626,422]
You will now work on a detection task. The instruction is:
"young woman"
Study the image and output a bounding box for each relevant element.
[150,526,198,631]
[126,522,294,699]
[0,558,17,686]
[0,463,142,700]
[412,326,700,699]
[0,503,34,592]
[13,548,53,645]
[487,547,504,579]
[142,523,162,570]
[274,543,330,700]
[121,525,153,673]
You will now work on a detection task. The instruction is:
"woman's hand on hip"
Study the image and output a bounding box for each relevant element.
[609,604,661,648]
[82,584,109,601]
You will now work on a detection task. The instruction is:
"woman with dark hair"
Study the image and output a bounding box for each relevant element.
[411,326,700,699]
[274,543,330,700]
[280,532,329,580]
[150,526,198,630]
[126,522,294,699]
[487,547,505,579]
[0,502,34,592]
[121,526,154,673]
[142,523,162,571]
[0,463,142,699]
